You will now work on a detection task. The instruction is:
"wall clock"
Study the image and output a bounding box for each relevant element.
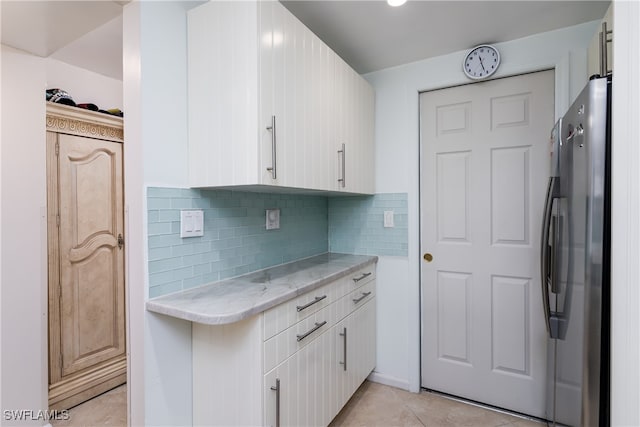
[463,44,500,80]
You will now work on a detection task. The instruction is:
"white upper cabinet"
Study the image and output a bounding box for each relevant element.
[187,0,374,194]
[332,57,375,194]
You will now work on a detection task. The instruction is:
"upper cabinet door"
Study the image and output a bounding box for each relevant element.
[188,0,374,194]
[333,57,375,194]
[188,1,261,188]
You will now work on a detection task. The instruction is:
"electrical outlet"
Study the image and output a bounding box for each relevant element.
[266,209,280,230]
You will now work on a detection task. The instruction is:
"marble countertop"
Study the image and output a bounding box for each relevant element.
[146,253,378,325]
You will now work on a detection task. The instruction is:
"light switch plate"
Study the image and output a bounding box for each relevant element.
[384,211,394,228]
[181,210,204,238]
[266,209,280,230]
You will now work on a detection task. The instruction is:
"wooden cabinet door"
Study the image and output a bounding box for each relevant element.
[48,128,126,410]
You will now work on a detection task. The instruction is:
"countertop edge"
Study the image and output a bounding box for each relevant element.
[145,254,378,325]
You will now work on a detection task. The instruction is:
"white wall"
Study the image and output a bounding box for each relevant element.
[45,58,123,110]
[0,44,48,427]
[0,44,123,426]
[611,1,640,425]
[122,2,194,425]
[364,21,598,392]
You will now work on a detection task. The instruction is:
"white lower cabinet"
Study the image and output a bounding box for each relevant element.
[264,279,375,427]
[193,266,376,426]
[265,329,337,427]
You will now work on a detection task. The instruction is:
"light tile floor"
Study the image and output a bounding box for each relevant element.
[51,384,127,427]
[330,381,546,427]
[51,381,545,427]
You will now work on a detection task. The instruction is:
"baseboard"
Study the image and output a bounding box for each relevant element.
[367,371,410,391]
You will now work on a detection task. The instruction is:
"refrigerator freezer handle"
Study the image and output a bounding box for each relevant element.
[540,176,555,338]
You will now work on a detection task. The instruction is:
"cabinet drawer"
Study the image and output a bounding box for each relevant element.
[264,302,335,373]
[263,281,336,341]
[331,266,377,303]
[262,262,376,341]
[335,280,376,324]
[342,266,376,296]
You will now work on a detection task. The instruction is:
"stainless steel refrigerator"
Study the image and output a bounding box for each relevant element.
[541,76,611,426]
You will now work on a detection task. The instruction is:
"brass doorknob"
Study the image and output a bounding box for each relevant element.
[423,253,433,262]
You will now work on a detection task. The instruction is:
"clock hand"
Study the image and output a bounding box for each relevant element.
[479,57,486,72]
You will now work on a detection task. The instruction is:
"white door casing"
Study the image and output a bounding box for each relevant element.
[420,70,554,417]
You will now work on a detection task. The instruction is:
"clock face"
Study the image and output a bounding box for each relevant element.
[463,45,500,80]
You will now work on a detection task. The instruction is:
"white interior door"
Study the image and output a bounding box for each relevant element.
[420,70,554,417]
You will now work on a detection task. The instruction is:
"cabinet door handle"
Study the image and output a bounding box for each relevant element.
[296,321,327,342]
[337,143,346,187]
[352,272,372,283]
[296,295,327,312]
[339,327,347,371]
[353,291,372,304]
[266,115,277,179]
[270,378,280,427]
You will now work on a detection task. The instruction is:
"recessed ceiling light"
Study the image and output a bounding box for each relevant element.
[387,0,407,6]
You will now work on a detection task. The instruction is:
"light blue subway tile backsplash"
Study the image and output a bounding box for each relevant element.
[329,193,408,257]
[147,188,328,297]
[148,188,408,298]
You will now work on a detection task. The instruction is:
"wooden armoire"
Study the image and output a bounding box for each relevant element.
[46,103,126,410]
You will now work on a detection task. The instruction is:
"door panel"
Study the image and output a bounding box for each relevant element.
[491,146,531,245]
[436,271,472,365]
[58,134,125,377]
[420,70,554,417]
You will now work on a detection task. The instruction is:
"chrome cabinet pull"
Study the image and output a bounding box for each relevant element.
[352,272,371,283]
[296,295,327,312]
[339,327,347,371]
[266,115,277,179]
[296,321,327,342]
[270,378,280,427]
[337,143,346,187]
[353,291,372,304]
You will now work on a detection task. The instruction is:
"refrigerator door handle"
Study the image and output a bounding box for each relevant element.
[550,211,562,295]
[540,176,556,338]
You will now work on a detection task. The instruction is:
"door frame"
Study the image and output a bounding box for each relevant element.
[414,64,569,394]
[417,70,554,414]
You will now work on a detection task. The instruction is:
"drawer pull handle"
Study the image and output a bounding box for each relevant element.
[352,272,372,282]
[296,321,327,342]
[339,327,347,371]
[353,291,372,304]
[270,378,280,427]
[296,295,327,312]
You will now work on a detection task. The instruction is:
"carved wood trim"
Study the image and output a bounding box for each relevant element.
[46,102,124,143]
[48,356,127,410]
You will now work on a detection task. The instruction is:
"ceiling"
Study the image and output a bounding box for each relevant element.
[281,1,610,74]
[0,1,125,77]
[1,0,610,80]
